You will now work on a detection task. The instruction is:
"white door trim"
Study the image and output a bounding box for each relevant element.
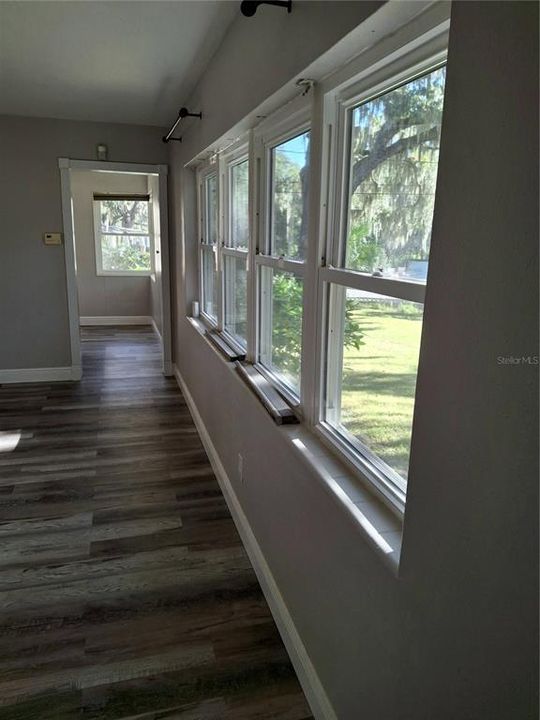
[58,158,173,377]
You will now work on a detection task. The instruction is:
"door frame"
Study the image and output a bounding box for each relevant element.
[58,158,173,379]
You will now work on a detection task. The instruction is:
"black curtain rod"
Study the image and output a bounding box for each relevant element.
[163,107,202,143]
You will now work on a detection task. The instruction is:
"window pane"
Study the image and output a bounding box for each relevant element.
[325,287,424,480]
[344,67,446,279]
[101,235,151,272]
[230,160,249,250]
[224,254,247,346]
[270,131,310,261]
[100,200,149,234]
[259,267,303,394]
[201,247,218,321]
[205,174,218,245]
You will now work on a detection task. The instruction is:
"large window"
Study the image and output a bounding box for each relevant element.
[93,195,153,275]
[321,64,446,504]
[256,127,310,398]
[193,28,448,513]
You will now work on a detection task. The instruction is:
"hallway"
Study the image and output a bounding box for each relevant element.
[0,327,312,719]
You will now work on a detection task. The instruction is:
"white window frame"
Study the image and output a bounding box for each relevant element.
[197,161,220,327]
[220,141,250,350]
[93,198,154,277]
[252,97,311,406]
[313,38,448,513]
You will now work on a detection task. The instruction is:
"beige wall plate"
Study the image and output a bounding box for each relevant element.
[43,232,63,245]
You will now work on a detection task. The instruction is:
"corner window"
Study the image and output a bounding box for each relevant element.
[321,64,446,505]
[93,195,153,276]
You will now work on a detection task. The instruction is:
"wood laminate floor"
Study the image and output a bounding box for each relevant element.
[0,326,313,720]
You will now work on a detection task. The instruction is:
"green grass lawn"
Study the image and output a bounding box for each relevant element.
[340,300,423,479]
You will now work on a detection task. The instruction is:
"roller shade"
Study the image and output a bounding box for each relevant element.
[93,194,150,201]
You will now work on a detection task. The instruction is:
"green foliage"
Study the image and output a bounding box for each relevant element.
[102,242,150,272]
[346,222,379,272]
[271,273,303,381]
[271,275,364,381]
[101,199,148,233]
[347,66,446,270]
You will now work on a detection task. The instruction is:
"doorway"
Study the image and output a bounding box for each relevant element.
[59,159,172,379]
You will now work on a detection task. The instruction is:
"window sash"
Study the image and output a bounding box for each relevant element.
[222,248,248,349]
[327,56,447,270]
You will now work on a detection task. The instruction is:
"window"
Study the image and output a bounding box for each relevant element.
[93,195,153,275]
[222,156,249,347]
[321,64,446,505]
[256,125,310,399]
[192,21,448,515]
[199,171,219,323]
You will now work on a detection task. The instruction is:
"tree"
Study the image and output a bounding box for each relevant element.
[347,67,446,269]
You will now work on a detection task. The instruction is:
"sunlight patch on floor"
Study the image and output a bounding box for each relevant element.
[0,430,22,453]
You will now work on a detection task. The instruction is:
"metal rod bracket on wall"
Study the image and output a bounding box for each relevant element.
[162,107,203,143]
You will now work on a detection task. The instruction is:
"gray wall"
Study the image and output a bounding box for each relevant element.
[169,2,538,718]
[71,170,151,319]
[0,115,167,370]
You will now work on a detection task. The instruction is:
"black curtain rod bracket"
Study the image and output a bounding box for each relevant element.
[163,107,202,143]
[241,1,291,17]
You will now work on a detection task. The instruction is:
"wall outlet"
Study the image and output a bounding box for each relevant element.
[238,453,244,482]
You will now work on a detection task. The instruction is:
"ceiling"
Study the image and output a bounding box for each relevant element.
[0,1,239,127]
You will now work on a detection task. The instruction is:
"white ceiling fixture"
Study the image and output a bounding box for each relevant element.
[0,1,239,127]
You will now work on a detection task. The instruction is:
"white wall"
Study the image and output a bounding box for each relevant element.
[0,115,167,370]
[168,2,538,718]
[71,170,151,319]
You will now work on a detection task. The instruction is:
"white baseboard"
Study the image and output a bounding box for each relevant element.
[0,366,79,384]
[173,364,337,720]
[79,316,153,326]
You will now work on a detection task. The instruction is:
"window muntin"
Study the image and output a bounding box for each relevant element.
[343,66,446,279]
[94,198,152,275]
[324,286,423,482]
[269,131,310,261]
[229,160,249,250]
[259,266,303,395]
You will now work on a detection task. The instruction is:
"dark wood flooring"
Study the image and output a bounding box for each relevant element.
[0,326,312,720]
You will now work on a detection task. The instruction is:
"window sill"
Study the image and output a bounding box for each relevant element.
[282,424,403,574]
[185,315,403,574]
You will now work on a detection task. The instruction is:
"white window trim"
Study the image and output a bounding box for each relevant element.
[93,199,154,277]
